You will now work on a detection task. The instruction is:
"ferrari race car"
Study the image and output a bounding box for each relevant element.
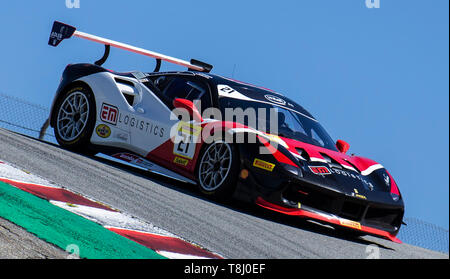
[47,21,404,242]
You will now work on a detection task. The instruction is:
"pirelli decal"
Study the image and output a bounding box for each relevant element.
[339,219,362,230]
[253,158,275,172]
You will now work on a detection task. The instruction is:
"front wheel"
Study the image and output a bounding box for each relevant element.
[54,85,96,152]
[197,141,240,199]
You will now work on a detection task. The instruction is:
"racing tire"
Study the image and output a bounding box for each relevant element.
[196,140,240,199]
[53,85,96,153]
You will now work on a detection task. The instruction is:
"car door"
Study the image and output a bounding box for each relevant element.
[121,74,177,158]
[144,74,213,172]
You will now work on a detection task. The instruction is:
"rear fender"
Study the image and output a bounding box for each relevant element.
[49,64,106,127]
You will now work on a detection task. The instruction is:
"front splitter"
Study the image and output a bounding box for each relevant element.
[255,197,401,243]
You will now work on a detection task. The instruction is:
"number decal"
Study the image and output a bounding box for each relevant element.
[219,86,236,94]
[173,122,202,159]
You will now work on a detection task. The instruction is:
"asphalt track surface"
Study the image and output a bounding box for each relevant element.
[0,217,68,259]
[0,128,447,259]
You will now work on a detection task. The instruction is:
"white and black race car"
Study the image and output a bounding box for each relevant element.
[47,21,405,242]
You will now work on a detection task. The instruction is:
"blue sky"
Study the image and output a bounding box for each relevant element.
[0,0,448,229]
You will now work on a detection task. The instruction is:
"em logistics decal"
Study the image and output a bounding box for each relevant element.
[100,103,164,138]
[309,166,331,175]
[118,113,165,138]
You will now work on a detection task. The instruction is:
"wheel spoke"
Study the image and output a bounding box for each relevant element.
[75,121,82,133]
[199,141,233,191]
[76,95,82,111]
[57,91,90,142]
[58,116,71,122]
[60,107,72,116]
[67,97,76,112]
[69,124,75,138]
[205,172,213,187]
[60,121,72,131]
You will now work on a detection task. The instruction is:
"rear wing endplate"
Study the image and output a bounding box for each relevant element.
[48,21,212,73]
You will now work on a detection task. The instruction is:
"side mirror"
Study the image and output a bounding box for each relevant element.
[336,140,350,154]
[173,98,203,122]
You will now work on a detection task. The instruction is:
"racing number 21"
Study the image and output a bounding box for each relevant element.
[173,122,201,160]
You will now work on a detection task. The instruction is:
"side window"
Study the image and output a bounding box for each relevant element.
[163,77,212,111]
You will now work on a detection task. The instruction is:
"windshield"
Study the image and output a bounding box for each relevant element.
[219,97,337,151]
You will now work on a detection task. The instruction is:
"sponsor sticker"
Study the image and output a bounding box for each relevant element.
[309,166,331,175]
[50,31,63,41]
[100,103,119,125]
[383,173,390,186]
[112,153,154,169]
[330,168,374,190]
[253,158,276,172]
[339,219,362,230]
[352,189,367,200]
[264,94,286,106]
[115,132,129,141]
[96,124,111,138]
[173,157,189,166]
[113,153,140,163]
[118,113,165,138]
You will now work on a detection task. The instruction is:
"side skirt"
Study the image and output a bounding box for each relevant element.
[96,151,197,185]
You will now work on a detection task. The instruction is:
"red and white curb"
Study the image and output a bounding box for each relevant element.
[0,160,223,259]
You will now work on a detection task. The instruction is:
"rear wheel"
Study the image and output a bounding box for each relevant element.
[197,141,240,199]
[54,85,96,152]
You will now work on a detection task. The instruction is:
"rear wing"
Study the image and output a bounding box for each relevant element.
[48,21,212,73]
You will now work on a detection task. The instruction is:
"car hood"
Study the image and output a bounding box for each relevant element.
[277,136,401,204]
[207,120,401,203]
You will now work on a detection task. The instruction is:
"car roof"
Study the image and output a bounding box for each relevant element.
[146,71,316,120]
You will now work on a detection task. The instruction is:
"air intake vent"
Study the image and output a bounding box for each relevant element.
[114,78,134,87]
[295,148,310,161]
[320,153,342,169]
[114,78,137,106]
[344,159,361,173]
[123,94,134,107]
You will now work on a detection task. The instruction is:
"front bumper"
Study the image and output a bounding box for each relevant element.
[236,149,404,243]
[255,196,402,243]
